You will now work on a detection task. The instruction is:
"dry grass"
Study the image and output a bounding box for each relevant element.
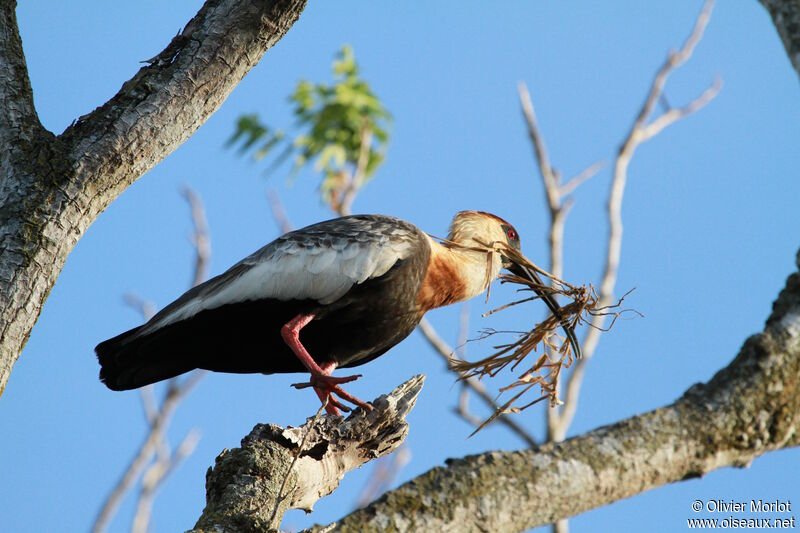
[450,243,632,436]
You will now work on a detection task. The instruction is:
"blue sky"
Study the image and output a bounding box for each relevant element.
[2,2,799,532]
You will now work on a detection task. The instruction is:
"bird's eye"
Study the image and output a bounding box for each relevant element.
[507,228,517,240]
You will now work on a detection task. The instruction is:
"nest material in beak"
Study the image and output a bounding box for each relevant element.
[451,242,626,437]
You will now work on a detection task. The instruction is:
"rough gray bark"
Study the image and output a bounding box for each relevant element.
[291,251,799,532]
[760,0,800,78]
[0,0,307,398]
[191,375,424,532]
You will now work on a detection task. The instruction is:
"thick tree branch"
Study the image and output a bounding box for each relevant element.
[0,1,45,150]
[61,0,305,202]
[760,0,800,78]
[0,0,307,398]
[310,252,800,532]
[191,375,424,532]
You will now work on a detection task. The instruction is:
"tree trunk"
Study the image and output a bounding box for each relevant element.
[0,0,307,397]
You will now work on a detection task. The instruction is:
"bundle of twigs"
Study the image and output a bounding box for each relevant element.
[450,242,620,435]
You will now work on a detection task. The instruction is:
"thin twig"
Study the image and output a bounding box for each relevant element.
[519,81,573,453]
[94,188,212,533]
[182,186,211,287]
[513,23,719,533]
[452,305,485,426]
[518,81,559,215]
[132,429,201,533]
[559,161,605,198]
[139,386,159,427]
[266,188,294,234]
[339,124,372,216]
[638,78,721,142]
[92,373,204,533]
[562,0,719,431]
[123,294,157,322]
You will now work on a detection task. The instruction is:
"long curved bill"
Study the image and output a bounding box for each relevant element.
[507,262,582,360]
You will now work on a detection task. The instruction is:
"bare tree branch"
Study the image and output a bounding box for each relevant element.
[191,375,425,532]
[518,80,592,458]
[339,125,373,216]
[625,0,715,141]
[308,254,800,531]
[559,0,719,433]
[94,188,211,532]
[132,429,201,533]
[559,161,605,198]
[266,188,294,234]
[638,77,721,142]
[518,82,559,216]
[60,0,307,197]
[516,8,719,531]
[182,186,211,287]
[540,0,720,443]
[518,81,600,284]
[92,372,204,533]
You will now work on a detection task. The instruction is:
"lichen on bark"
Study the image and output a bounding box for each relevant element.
[192,375,424,532]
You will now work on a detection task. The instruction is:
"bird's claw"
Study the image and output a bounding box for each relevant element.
[291,372,373,416]
[318,373,362,385]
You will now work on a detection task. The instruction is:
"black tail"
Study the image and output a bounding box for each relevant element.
[96,325,199,391]
[96,300,311,391]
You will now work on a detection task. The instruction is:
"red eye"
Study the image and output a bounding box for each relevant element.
[507,229,517,240]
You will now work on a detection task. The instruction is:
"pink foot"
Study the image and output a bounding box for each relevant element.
[291,361,372,415]
[282,314,374,415]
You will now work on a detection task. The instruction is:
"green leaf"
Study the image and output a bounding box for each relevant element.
[230,45,392,211]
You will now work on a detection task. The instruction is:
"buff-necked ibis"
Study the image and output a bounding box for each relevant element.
[96,211,579,415]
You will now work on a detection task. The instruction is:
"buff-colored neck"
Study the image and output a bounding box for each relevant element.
[417,236,501,311]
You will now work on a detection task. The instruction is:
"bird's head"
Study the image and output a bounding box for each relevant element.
[447,211,521,254]
[441,210,522,293]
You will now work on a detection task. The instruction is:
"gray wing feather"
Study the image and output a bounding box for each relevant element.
[145,215,424,331]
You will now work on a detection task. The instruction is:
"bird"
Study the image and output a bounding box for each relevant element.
[96,211,579,415]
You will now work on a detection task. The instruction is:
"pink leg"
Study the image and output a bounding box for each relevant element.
[280,313,373,415]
